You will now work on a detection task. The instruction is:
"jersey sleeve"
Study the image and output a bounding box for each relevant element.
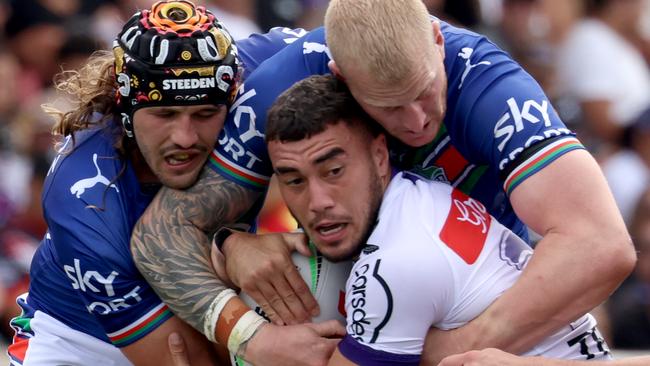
[445,35,585,195]
[209,27,331,191]
[44,176,171,348]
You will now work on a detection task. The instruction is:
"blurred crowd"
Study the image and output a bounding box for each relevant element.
[0,0,650,352]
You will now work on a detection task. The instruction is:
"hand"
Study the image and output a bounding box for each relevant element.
[169,332,191,366]
[244,320,346,366]
[168,332,231,366]
[436,348,530,366]
[222,231,319,325]
[211,238,236,289]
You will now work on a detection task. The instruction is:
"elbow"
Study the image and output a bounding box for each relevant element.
[615,237,637,278]
[598,233,637,283]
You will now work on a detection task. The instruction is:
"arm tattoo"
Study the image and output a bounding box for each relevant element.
[131,166,261,335]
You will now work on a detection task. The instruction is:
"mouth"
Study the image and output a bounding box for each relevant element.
[166,152,193,165]
[163,150,203,170]
[311,221,349,245]
[316,222,347,236]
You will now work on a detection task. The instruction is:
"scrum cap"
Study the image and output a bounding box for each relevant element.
[113,0,238,137]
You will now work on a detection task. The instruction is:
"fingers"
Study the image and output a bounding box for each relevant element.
[168,332,191,366]
[255,280,293,325]
[284,264,320,318]
[211,240,236,289]
[307,320,347,339]
[283,232,312,257]
[252,266,316,325]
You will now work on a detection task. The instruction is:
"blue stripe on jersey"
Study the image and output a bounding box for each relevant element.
[338,334,420,366]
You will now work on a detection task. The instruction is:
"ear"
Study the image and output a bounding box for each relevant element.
[370,133,390,181]
[328,60,346,81]
[432,21,445,59]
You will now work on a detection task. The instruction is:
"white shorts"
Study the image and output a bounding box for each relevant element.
[8,308,132,366]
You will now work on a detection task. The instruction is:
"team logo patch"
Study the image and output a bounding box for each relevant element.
[440,189,491,264]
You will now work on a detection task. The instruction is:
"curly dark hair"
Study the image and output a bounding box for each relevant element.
[266,74,383,143]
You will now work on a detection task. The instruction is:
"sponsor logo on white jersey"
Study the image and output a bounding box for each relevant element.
[349,263,370,341]
[70,154,119,198]
[454,196,489,234]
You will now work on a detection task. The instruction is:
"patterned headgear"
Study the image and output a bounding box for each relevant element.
[113,0,238,137]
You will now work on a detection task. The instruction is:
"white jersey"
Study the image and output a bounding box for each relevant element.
[338,172,610,365]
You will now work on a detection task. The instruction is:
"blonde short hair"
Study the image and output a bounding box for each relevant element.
[325,0,435,86]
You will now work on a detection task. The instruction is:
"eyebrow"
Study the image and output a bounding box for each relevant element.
[314,147,345,164]
[274,147,346,175]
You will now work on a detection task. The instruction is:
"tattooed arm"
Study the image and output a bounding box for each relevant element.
[131,166,326,365]
[131,167,261,334]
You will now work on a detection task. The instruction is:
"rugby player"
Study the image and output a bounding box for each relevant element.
[5,1,340,365]
[131,0,635,364]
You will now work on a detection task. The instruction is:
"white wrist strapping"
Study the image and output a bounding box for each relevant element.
[228,310,268,356]
[203,289,237,343]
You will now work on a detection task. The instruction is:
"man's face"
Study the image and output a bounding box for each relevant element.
[268,123,387,262]
[336,24,448,147]
[345,58,448,148]
[133,104,226,189]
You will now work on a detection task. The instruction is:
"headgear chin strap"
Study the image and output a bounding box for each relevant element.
[113,0,238,137]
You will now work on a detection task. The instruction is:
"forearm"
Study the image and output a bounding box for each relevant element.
[131,168,261,337]
[471,231,632,353]
[527,356,650,366]
[473,151,635,353]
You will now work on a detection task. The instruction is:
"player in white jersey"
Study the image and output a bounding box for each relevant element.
[131,0,633,363]
[263,74,611,365]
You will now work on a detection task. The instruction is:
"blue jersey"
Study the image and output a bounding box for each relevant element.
[210,22,584,241]
[16,27,297,348]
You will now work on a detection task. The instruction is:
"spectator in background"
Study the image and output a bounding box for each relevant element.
[608,186,650,349]
[255,0,329,31]
[556,0,650,154]
[206,0,260,40]
[602,108,650,224]
[480,0,582,97]
[4,0,110,96]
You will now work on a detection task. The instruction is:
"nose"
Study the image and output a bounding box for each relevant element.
[307,180,335,214]
[402,102,427,133]
[170,114,198,148]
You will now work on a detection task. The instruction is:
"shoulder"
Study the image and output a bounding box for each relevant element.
[440,20,520,93]
[236,27,311,78]
[241,26,329,88]
[45,129,123,197]
[379,172,453,219]
[43,127,144,252]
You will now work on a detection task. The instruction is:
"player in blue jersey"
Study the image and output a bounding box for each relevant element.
[131,0,636,364]
[5,1,345,365]
[264,74,611,365]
